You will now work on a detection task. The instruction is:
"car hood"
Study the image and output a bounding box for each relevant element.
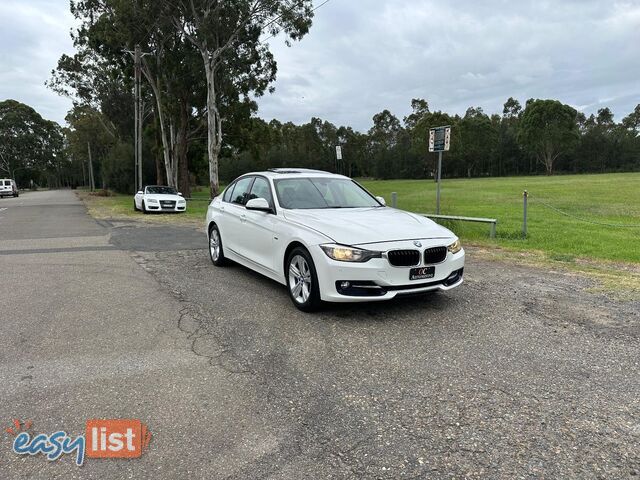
[145,194,183,201]
[282,207,454,245]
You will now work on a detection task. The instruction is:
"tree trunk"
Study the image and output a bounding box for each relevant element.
[177,101,191,198]
[204,58,221,199]
[141,64,175,187]
[154,114,165,185]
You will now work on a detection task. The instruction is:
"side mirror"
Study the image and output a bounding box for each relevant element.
[245,198,272,213]
[137,191,143,195]
[375,196,386,206]
[177,192,183,196]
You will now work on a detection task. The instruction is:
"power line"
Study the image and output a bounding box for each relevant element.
[260,0,332,44]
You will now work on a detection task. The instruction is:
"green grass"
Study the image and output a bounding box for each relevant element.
[79,187,216,224]
[81,173,640,264]
[359,173,640,263]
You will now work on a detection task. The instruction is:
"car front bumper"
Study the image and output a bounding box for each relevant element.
[145,203,187,212]
[310,241,465,303]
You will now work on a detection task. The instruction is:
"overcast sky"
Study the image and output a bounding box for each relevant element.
[1,0,639,131]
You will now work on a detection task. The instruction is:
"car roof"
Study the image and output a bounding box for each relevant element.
[241,169,349,180]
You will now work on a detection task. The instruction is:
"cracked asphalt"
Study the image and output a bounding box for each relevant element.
[1,190,639,479]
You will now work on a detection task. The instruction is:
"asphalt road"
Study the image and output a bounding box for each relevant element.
[0,190,638,479]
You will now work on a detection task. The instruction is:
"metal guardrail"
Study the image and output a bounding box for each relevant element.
[419,213,497,238]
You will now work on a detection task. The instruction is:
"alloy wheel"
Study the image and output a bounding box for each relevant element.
[288,254,312,304]
[209,229,221,262]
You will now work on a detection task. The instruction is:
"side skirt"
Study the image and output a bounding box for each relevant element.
[225,248,286,286]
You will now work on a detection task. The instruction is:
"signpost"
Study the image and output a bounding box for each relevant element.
[429,126,451,214]
[335,145,342,174]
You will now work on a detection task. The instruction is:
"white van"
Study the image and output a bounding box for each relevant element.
[0,179,19,197]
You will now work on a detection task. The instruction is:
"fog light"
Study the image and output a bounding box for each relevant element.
[340,281,351,289]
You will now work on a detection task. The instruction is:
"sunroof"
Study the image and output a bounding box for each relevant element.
[268,169,301,174]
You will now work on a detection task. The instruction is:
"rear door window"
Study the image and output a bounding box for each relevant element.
[230,177,254,206]
[223,183,235,203]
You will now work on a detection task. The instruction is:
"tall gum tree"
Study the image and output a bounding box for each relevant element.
[169,0,314,198]
[50,0,207,191]
[518,99,579,175]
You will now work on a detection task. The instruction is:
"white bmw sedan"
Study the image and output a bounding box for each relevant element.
[205,169,464,311]
[134,185,187,213]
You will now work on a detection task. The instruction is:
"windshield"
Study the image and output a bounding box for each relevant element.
[147,186,177,195]
[274,178,381,209]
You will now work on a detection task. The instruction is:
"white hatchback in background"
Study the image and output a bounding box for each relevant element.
[0,179,18,198]
[134,185,187,213]
[205,169,465,311]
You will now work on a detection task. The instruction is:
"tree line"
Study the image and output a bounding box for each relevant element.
[223,98,640,182]
[3,0,640,192]
[4,94,638,192]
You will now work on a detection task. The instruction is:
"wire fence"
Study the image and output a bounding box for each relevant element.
[391,189,640,239]
[528,194,640,229]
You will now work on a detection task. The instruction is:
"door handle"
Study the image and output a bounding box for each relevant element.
[240,214,247,222]
[220,206,225,212]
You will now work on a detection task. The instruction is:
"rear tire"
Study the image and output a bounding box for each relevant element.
[286,247,322,312]
[208,224,227,266]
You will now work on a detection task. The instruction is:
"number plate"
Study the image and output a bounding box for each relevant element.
[409,266,435,281]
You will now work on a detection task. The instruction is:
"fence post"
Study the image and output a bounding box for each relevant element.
[391,192,397,208]
[523,190,528,238]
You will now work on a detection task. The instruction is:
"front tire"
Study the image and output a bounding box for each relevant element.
[141,200,149,214]
[133,199,138,211]
[208,224,227,266]
[286,247,322,312]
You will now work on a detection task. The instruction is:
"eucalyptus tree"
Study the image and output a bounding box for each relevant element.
[0,100,64,184]
[518,99,580,175]
[622,104,640,133]
[168,0,315,197]
[50,0,207,192]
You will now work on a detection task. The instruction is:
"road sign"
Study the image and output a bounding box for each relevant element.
[429,126,451,153]
[335,146,342,160]
[428,126,452,214]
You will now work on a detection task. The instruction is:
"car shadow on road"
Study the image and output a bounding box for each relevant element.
[222,258,458,323]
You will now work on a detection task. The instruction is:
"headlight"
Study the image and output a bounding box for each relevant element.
[320,244,382,263]
[448,239,462,254]
[178,199,186,204]
[147,198,159,204]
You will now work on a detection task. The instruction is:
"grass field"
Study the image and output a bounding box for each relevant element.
[80,172,640,264]
[80,187,213,225]
[361,173,640,264]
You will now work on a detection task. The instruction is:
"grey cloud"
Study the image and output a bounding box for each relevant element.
[258,0,640,130]
[0,0,74,124]
[1,0,638,130]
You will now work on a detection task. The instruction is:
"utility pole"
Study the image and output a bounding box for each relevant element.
[87,141,95,192]
[133,46,139,192]
[134,44,143,192]
[126,44,149,192]
[81,156,86,188]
